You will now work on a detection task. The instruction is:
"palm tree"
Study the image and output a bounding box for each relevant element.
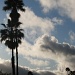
[7,1,25,75]
[0,19,24,75]
[0,19,16,75]
[13,28,24,75]
[3,0,25,75]
[3,0,25,11]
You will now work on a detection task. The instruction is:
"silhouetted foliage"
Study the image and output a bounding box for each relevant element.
[0,19,15,75]
[66,67,75,75]
[3,0,25,11]
[28,71,33,75]
[0,0,25,75]
[66,67,70,71]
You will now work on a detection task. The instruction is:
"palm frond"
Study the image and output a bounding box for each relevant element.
[0,29,8,36]
[1,23,7,28]
[16,29,24,39]
[17,39,21,44]
[15,22,22,27]
[3,6,12,11]
[19,7,25,11]
[1,35,7,42]
[16,0,25,11]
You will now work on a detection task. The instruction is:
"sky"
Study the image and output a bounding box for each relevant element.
[0,0,75,75]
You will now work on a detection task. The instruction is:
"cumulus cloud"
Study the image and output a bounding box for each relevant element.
[40,35,75,56]
[19,34,75,57]
[19,7,63,33]
[38,35,75,69]
[37,0,75,21]
[18,34,75,71]
[19,7,54,32]
[18,7,63,44]
[4,5,72,74]
[5,7,63,45]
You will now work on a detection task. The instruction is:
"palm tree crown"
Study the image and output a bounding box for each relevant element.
[3,0,25,11]
[0,19,24,49]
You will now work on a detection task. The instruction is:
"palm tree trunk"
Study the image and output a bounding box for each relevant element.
[12,49,15,75]
[16,47,18,75]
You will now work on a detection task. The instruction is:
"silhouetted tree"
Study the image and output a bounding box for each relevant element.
[66,67,75,75]
[66,67,71,75]
[0,19,15,75]
[9,1,25,75]
[0,0,25,75]
[28,71,33,75]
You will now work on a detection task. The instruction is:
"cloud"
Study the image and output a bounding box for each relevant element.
[0,58,56,75]
[38,35,75,69]
[19,7,61,44]
[18,34,75,58]
[37,0,75,21]
[18,34,75,71]
[19,7,63,33]
[38,0,57,13]
[19,7,54,33]
[5,7,63,45]
[69,31,75,43]
[36,70,56,75]
[25,56,49,67]
[40,35,75,56]
[51,17,63,25]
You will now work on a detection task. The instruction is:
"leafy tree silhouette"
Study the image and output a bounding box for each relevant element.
[0,0,25,75]
[66,67,75,75]
[28,71,33,75]
[0,19,16,75]
[9,1,25,75]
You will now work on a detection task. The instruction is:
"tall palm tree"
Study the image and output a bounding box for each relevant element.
[0,19,16,75]
[0,19,24,75]
[3,0,25,75]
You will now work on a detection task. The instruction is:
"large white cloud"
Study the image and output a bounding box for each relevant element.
[19,7,54,32]
[37,0,75,21]
[18,34,75,71]
[19,7,63,32]
[18,7,63,44]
